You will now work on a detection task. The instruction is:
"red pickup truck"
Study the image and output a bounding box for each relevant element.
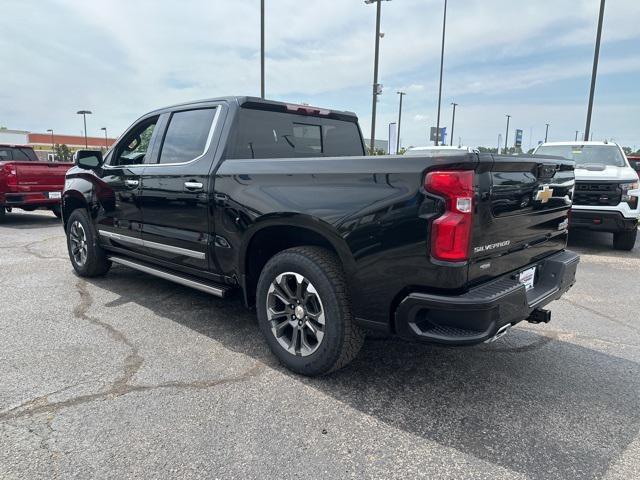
[0,145,73,220]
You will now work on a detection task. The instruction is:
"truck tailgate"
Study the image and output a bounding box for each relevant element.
[12,161,72,192]
[468,154,574,286]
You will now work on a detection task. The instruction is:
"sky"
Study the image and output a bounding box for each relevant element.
[1,0,639,149]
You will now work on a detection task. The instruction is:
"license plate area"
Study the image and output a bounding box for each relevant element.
[48,192,61,199]
[519,266,537,291]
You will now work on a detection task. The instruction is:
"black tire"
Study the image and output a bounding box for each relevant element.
[52,205,62,219]
[256,246,364,376]
[613,229,637,251]
[0,207,5,222]
[66,209,111,277]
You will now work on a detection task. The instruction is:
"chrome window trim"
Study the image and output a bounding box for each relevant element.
[104,105,222,170]
[99,230,206,260]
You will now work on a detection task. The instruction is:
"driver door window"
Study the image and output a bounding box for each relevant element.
[111,117,159,166]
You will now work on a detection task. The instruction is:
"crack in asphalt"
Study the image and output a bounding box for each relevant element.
[0,280,264,422]
[559,297,640,333]
[0,236,67,260]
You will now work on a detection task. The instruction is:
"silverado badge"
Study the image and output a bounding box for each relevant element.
[535,185,554,203]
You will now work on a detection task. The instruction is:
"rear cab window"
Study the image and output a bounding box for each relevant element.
[0,147,38,161]
[158,108,217,164]
[226,107,364,159]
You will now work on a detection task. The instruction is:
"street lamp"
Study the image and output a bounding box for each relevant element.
[585,0,606,142]
[260,0,265,99]
[100,127,108,149]
[46,129,55,161]
[396,91,406,152]
[545,123,550,143]
[504,114,511,154]
[435,0,448,146]
[76,110,92,148]
[365,0,391,154]
[575,130,579,141]
[450,102,458,146]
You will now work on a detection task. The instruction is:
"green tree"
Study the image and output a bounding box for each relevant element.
[54,144,72,162]
[622,146,632,156]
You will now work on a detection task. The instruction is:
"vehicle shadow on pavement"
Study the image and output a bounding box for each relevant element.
[0,211,61,229]
[87,267,640,480]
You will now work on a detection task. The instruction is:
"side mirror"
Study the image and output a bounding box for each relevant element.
[74,150,103,170]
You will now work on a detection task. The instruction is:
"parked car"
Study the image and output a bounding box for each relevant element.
[0,144,73,220]
[61,96,579,375]
[534,142,639,250]
[628,155,640,177]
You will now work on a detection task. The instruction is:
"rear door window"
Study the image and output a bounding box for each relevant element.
[227,108,364,159]
[158,108,216,164]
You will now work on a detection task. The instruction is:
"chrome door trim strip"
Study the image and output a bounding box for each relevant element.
[99,230,206,260]
[109,256,225,297]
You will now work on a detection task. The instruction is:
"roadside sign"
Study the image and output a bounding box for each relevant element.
[515,129,523,148]
[430,127,447,144]
[388,123,397,155]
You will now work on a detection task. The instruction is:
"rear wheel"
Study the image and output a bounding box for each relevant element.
[256,246,364,376]
[0,207,5,222]
[613,229,637,251]
[52,205,62,219]
[66,209,111,277]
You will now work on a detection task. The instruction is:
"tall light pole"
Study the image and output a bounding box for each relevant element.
[575,130,579,141]
[435,0,448,146]
[260,0,265,99]
[366,0,389,154]
[100,127,108,149]
[76,110,92,148]
[46,129,55,160]
[449,102,458,146]
[585,0,606,142]
[545,123,550,142]
[396,91,406,152]
[504,114,511,154]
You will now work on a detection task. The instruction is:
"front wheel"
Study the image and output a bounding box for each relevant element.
[52,205,62,219]
[66,209,111,277]
[256,246,364,376]
[613,229,637,251]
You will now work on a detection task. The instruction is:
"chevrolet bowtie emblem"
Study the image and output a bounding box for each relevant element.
[535,185,554,203]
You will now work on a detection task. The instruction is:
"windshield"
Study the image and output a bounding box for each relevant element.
[535,145,626,168]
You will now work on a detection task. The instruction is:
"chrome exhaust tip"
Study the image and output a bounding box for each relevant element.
[485,323,512,343]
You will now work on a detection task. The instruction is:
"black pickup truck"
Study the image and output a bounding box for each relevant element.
[62,96,579,375]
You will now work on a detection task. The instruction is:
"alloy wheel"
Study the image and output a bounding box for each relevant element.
[266,272,325,357]
[69,220,88,267]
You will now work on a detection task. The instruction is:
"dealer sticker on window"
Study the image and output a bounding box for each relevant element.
[519,266,536,291]
[48,192,61,199]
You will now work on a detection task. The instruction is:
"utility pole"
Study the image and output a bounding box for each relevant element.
[585,0,606,142]
[545,123,550,143]
[100,127,108,149]
[46,129,54,160]
[396,91,406,152]
[366,0,389,154]
[449,102,458,146]
[575,130,579,141]
[435,0,448,146]
[260,0,265,99]
[76,110,92,148]
[504,114,511,154]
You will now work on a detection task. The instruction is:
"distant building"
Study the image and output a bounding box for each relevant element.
[0,129,117,161]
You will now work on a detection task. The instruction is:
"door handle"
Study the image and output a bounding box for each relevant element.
[184,181,204,191]
[124,179,139,188]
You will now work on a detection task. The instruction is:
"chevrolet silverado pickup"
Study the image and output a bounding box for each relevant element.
[0,144,72,220]
[61,96,579,375]
[535,142,639,250]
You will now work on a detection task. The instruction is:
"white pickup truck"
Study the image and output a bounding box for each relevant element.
[534,141,639,250]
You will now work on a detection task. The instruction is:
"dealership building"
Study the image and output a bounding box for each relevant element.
[0,129,116,161]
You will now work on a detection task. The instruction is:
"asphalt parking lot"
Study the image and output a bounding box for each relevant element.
[1,211,639,480]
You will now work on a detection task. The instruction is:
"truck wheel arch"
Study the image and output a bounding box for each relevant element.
[241,217,356,307]
[61,191,89,229]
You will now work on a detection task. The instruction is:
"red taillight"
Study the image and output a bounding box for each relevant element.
[425,170,474,262]
[3,164,17,187]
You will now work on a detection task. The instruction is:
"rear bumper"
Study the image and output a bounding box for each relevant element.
[394,250,579,345]
[570,209,638,232]
[1,192,61,208]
